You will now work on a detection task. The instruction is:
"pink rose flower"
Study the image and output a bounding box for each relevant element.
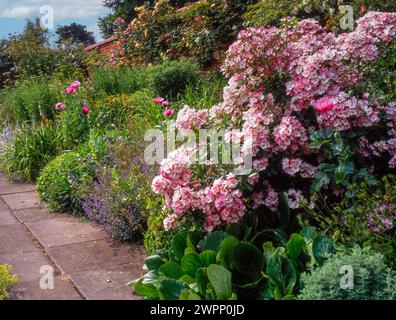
[55,102,66,110]
[163,109,174,117]
[81,106,90,115]
[153,97,165,104]
[314,97,334,112]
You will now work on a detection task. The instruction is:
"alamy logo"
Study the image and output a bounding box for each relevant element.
[40,5,54,31]
[339,265,354,290]
[40,265,54,290]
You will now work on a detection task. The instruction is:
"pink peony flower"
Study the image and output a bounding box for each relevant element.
[314,97,334,112]
[54,102,66,110]
[65,86,77,94]
[162,100,170,107]
[81,106,90,115]
[70,80,81,89]
[153,97,165,104]
[163,109,174,117]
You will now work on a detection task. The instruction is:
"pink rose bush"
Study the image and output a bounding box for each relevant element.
[151,12,396,232]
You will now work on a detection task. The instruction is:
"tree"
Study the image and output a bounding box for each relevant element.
[98,0,193,38]
[56,23,96,46]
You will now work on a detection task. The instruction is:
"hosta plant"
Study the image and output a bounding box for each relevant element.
[130,227,335,300]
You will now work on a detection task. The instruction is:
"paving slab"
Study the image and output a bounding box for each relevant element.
[26,217,107,248]
[0,181,35,195]
[0,251,52,282]
[70,264,144,300]
[48,240,146,274]
[0,224,39,255]
[1,191,40,210]
[9,276,82,300]
[12,208,65,223]
[0,209,19,225]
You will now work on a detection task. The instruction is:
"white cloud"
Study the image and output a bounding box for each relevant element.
[0,0,105,19]
[87,22,102,41]
[2,6,37,18]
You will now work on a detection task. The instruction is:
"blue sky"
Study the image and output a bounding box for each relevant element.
[0,0,109,41]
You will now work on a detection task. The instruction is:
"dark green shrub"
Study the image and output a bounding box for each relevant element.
[36,151,95,213]
[2,125,60,182]
[149,59,201,100]
[299,246,396,300]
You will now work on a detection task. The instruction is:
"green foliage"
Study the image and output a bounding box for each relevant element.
[2,125,60,182]
[0,79,63,125]
[310,129,378,193]
[91,67,148,96]
[4,18,89,82]
[243,0,396,28]
[36,151,95,213]
[122,0,256,67]
[299,246,396,300]
[149,59,201,100]
[58,101,90,149]
[303,175,396,265]
[131,228,334,300]
[0,264,18,300]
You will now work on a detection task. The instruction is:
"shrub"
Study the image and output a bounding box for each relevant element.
[131,227,334,300]
[299,246,396,300]
[2,125,60,182]
[149,59,201,100]
[0,264,18,300]
[150,12,396,235]
[36,151,95,213]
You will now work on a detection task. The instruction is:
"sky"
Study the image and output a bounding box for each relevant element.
[0,0,110,41]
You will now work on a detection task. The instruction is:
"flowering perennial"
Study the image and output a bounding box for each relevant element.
[151,12,396,232]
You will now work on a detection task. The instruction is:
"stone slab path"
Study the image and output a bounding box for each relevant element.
[0,172,146,300]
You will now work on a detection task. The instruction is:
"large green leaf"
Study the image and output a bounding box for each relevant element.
[216,236,239,268]
[181,252,203,277]
[158,279,187,300]
[266,248,297,297]
[312,236,335,266]
[251,228,288,248]
[142,271,159,285]
[286,234,307,266]
[263,241,275,265]
[132,278,159,300]
[200,250,216,267]
[231,242,264,283]
[300,226,317,242]
[196,267,208,296]
[172,231,189,261]
[207,264,232,300]
[198,231,229,252]
[145,255,165,271]
[159,262,185,279]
